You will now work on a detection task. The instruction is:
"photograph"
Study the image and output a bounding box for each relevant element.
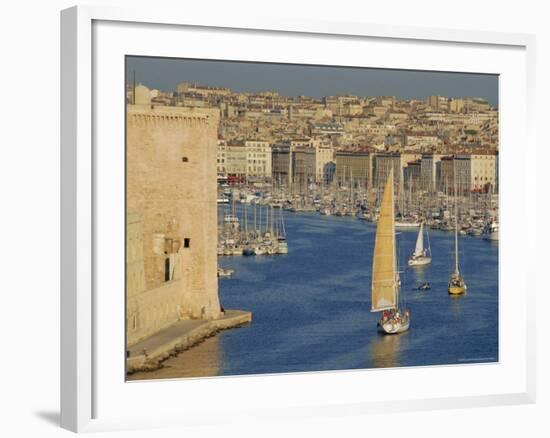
[125,56,499,380]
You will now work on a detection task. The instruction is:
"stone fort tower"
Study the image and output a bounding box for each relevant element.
[126,104,221,347]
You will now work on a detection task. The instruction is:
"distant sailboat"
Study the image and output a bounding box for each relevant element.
[371,169,410,334]
[408,223,432,266]
[448,176,467,295]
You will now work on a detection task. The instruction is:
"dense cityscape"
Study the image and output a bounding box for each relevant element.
[130,81,498,193]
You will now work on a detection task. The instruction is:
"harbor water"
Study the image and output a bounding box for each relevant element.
[141,206,498,379]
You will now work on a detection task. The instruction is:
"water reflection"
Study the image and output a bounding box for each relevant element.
[368,332,406,368]
[409,264,428,285]
[448,289,467,320]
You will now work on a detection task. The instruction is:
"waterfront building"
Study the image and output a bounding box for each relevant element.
[403,159,422,191]
[225,142,247,184]
[438,155,455,193]
[420,153,442,193]
[438,152,498,194]
[335,151,372,188]
[245,140,272,181]
[373,153,403,191]
[453,154,472,195]
[314,142,335,184]
[126,104,221,347]
[272,141,335,185]
[272,143,293,186]
[470,152,498,192]
[293,146,316,187]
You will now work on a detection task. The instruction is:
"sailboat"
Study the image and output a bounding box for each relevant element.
[276,207,289,254]
[448,177,467,295]
[371,169,410,334]
[482,220,499,241]
[407,223,432,266]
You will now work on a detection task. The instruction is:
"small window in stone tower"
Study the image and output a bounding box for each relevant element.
[164,257,170,282]
[184,238,190,248]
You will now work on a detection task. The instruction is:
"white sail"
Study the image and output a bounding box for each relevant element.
[413,223,424,257]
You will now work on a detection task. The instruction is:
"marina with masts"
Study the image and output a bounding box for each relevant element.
[217,168,499,256]
[218,195,288,256]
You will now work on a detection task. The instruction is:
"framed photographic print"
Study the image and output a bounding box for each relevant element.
[61,5,536,433]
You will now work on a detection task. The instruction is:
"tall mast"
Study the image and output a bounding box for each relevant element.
[454,158,459,274]
[244,202,248,235]
[371,168,398,313]
[349,166,353,206]
[270,205,274,235]
[258,204,262,236]
[393,168,399,309]
[253,203,257,237]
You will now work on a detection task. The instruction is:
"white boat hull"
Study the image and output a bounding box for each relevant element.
[379,319,410,334]
[408,256,432,266]
[395,222,420,229]
[277,244,288,254]
[483,230,499,241]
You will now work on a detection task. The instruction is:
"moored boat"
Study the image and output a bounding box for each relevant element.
[483,220,499,241]
[217,267,234,278]
[395,219,420,229]
[277,238,288,254]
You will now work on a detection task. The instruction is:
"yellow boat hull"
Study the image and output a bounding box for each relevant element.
[448,285,466,295]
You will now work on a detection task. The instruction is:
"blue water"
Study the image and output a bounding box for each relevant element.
[150,208,498,378]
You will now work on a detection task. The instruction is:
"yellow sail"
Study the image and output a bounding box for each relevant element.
[371,169,397,312]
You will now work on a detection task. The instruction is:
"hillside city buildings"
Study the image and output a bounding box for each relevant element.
[128,81,499,194]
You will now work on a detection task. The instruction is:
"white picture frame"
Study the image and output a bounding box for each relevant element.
[60,5,536,433]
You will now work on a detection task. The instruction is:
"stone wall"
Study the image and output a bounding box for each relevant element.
[126,104,221,347]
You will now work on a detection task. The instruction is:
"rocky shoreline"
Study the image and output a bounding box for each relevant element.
[126,310,252,374]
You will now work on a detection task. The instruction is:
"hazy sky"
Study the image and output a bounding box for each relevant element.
[126,56,498,107]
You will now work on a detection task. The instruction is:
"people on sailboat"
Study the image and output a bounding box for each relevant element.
[379,308,409,326]
[418,282,431,290]
[449,271,465,288]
